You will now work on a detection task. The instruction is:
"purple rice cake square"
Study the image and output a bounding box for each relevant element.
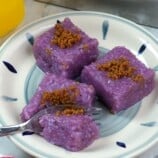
[39,114,99,151]
[81,46,155,113]
[33,18,99,79]
[21,73,95,121]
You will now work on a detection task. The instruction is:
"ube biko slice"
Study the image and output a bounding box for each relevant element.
[33,18,99,79]
[39,114,99,151]
[21,73,95,121]
[81,46,155,113]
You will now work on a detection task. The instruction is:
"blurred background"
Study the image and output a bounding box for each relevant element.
[36,0,158,28]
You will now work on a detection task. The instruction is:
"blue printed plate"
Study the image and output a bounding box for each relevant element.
[0,11,158,158]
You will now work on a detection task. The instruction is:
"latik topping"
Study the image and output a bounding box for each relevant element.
[55,105,85,116]
[51,23,81,49]
[40,85,85,116]
[97,57,144,83]
[40,85,79,106]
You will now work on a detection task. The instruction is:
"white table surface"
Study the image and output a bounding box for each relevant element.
[0,0,157,157]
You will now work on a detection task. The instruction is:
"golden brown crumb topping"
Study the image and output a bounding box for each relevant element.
[132,74,144,83]
[97,57,144,83]
[55,105,85,116]
[40,85,79,106]
[51,23,81,49]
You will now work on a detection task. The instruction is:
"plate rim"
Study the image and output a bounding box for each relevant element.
[1,10,158,53]
[0,11,158,158]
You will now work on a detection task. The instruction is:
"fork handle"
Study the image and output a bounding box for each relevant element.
[0,122,27,136]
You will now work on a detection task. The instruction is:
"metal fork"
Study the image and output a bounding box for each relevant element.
[0,105,101,136]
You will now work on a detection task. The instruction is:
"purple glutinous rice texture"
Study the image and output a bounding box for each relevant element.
[21,73,95,121]
[33,18,99,79]
[39,114,99,151]
[81,46,155,113]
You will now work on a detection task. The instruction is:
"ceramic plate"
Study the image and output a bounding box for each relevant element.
[0,11,158,158]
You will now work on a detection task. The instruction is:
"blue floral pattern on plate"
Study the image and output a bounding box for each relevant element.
[138,44,146,54]
[26,32,34,45]
[116,141,127,148]
[141,121,158,127]
[102,20,109,40]
[1,96,18,102]
[2,61,17,73]
[22,131,34,136]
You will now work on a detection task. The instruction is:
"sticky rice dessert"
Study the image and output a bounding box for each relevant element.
[81,46,155,113]
[39,113,99,151]
[33,18,99,79]
[21,73,95,121]
[21,74,98,151]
